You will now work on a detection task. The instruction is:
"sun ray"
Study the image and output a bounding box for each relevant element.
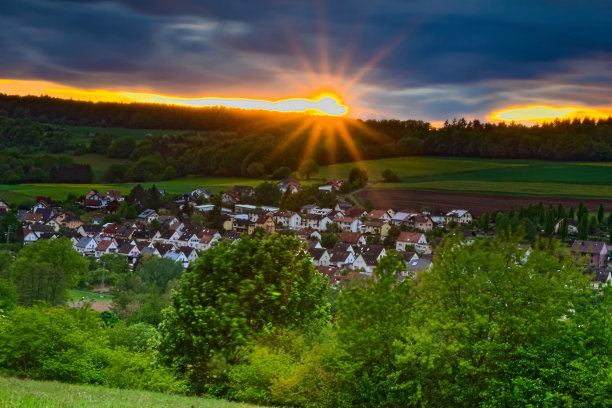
[269,117,314,160]
[301,120,324,163]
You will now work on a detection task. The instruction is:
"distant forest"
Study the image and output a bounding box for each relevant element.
[1,94,612,183]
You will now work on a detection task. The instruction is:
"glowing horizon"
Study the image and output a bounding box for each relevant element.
[0,79,348,117]
[489,105,612,123]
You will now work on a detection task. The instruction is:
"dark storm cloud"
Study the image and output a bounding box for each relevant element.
[1,0,611,120]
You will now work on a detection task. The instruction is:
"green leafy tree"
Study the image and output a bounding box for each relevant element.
[161,165,177,180]
[568,205,575,220]
[598,202,605,224]
[334,253,417,405]
[381,169,400,182]
[272,166,292,180]
[560,215,569,241]
[136,256,184,293]
[255,182,282,206]
[578,214,589,240]
[158,234,330,390]
[480,211,490,233]
[0,211,22,243]
[298,159,319,180]
[246,161,266,178]
[393,233,592,407]
[10,238,89,306]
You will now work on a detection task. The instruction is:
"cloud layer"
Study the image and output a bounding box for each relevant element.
[1,0,611,121]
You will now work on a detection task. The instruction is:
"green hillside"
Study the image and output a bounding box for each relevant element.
[0,376,258,408]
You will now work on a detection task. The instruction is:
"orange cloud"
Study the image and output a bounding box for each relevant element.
[0,79,348,116]
[489,105,612,123]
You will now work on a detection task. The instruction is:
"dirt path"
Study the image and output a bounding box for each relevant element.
[359,189,612,216]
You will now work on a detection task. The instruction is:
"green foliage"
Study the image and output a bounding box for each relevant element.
[381,168,400,182]
[10,238,89,306]
[246,162,266,178]
[272,166,292,180]
[136,257,184,293]
[0,305,186,394]
[158,234,330,390]
[298,159,319,180]
[162,165,177,181]
[254,182,281,206]
[0,278,17,311]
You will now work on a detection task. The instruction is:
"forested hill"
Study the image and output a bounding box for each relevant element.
[2,94,612,168]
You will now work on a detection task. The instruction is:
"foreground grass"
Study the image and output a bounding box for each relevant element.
[0,376,258,408]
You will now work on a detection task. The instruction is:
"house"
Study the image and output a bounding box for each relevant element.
[360,219,387,236]
[78,225,102,237]
[23,225,56,244]
[273,211,302,229]
[34,207,53,222]
[164,250,189,268]
[61,214,84,230]
[411,214,434,231]
[339,231,366,245]
[254,215,275,234]
[277,178,301,194]
[222,190,241,205]
[309,248,331,266]
[320,179,345,192]
[199,233,218,250]
[74,236,97,255]
[352,245,387,275]
[300,214,332,231]
[95,239,118,258]
[25,213,43,224]
[332,241,356,254]
[315,265,343,285]
[223,230,243,241]
[366,209,392,221]
[191,187,212,200]
[446,209,473,225]
[0,199,10,212]
[329,249,355,269]
[332,216,360,233]
[178,246,199,264]
[571,240,609,268]
[137,209,159,223]
[396,231,430,254]
[45,218,61,232]
[554,218,579,235]
[344,206,367,219]
[105,190,123,202]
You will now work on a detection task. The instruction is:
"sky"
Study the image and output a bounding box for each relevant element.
[0,0,611,124]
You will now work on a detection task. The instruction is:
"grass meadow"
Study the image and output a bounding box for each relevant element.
[5,155,612,204]
[0,376,257,408]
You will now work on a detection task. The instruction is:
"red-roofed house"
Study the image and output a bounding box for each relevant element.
[339,231,366,245]
[396,231,430,254]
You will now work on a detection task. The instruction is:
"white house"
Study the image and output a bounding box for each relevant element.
[396,231,430,254]
[273,211,302,229]
[74,236,97,255]
[446,209,473,225]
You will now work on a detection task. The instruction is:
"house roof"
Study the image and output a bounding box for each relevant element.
[106,190,122,200]
[362,219,384,227]
[157,244,174,255]
[223,230,242,240]
[361,244,385,258]
[31,224,55,234]
[339,231,363,244]
[255,214,272,225]
[397,231,424,243]
[571,240,608,255]
[447,209,470,217]
[308,248,327,260]
[118,243,135,255]
[96,240,114,251]
[138,209,158,218]
[75,236,94,248]
[200,234,216,244]
[25,213,43,222]
[366,209,389,219]
[330,249,352,263]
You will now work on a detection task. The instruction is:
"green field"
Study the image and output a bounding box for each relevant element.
[6,156,612,204]
[69,289,114,302]
[321,156,612,198]
[0,376,256,408]
[0,177,266,205]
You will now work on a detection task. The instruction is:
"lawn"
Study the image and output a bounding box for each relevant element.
[0,376,258,408]
[69,289,114,302]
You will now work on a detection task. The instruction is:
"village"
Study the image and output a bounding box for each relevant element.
[3,176,612,289]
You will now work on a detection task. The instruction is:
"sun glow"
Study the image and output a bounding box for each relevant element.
[0,79,348,117]
[489,105,612,123]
